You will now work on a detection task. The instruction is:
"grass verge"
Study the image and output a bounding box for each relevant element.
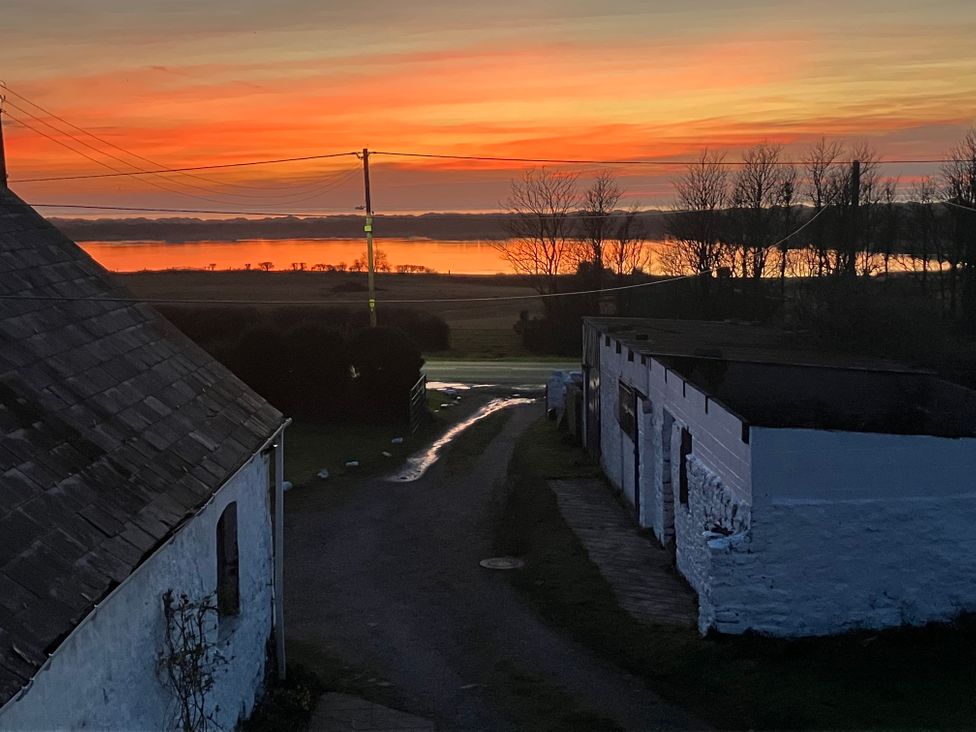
[486,659,620,732]
[494,418,976,730]
[443,408,513,475]
[242,664,325,732]
[284,390,485,486]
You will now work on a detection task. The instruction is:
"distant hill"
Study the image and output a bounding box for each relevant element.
[51,211,669,243]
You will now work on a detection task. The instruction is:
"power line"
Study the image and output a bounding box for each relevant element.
[1,83,350,195]
[8,150,963,186]
[372,150,965,167]
[17,202,360,217]
[9,152,360,183]
[5,100,267,204]
[20,201,668,219]
[0,273,699,307]
[4,91,358,200]
[944,200,976,213]
[5,103,362,208]
[0,193,842,305]
[5,108,315,208]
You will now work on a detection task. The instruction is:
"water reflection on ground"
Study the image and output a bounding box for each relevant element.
[388,396,536,482]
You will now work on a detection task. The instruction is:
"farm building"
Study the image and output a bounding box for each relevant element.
[0,136,288,729]
[582,317,976,637]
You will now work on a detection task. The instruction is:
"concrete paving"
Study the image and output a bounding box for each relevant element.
[549,479,699,628]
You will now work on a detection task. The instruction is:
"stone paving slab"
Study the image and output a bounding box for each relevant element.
[549,478,698,627]
[310,693,436,732]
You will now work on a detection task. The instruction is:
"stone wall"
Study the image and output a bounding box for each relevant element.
[697,428,976,636]
[0,452,276,730]
[674,455,752,632]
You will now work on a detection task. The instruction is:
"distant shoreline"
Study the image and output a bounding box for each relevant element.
[52,211,669,244]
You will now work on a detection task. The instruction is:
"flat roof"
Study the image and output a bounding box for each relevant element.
[586,318,976,438]
[584,317,924,373]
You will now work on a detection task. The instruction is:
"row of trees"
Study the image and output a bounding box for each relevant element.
[497,128,976,326]
[665,130,976,321]
[493,169,651,300]
[229,251,433,273]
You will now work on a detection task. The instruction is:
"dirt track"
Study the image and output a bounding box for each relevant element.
[283,402,701,730]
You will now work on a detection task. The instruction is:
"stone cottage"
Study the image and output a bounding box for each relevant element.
[582,317,976,637]
[0,127,288,729]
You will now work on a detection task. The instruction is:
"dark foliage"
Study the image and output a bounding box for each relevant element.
[242,664,325,732]
[159,305,431,423]
[159,304,449,353]
[347,326,425,422]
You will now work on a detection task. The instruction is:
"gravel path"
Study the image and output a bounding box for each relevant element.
[285,403,704,730]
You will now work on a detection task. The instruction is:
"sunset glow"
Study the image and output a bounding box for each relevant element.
[4,1,975,213]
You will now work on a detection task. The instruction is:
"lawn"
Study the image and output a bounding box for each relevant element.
[494,418,976,730]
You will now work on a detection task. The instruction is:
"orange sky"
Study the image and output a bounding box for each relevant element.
[3,0,975,213]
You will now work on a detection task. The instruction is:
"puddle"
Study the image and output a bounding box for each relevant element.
[426,381,492,391]
[427,381,546,393]
[388,397,536,482]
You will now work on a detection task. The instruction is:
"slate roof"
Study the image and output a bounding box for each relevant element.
[0,188,284,706]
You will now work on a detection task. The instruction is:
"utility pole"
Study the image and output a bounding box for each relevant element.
[0,102,8,189]
[848,159,861,276]
[361,147,377,327]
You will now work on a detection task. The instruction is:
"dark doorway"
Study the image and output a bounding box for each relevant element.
[216,502,240,618]
[661,410,676,557]
[679,428,693,507]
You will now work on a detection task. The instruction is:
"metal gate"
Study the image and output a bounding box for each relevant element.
[408,374,427,433]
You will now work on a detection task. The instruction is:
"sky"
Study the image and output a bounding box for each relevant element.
[2,0,975,214]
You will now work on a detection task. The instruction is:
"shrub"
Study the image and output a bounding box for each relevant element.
[347,326,424,423]
[161,305,436,423]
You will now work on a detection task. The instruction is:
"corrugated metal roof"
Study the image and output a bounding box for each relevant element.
[0,188,284,705]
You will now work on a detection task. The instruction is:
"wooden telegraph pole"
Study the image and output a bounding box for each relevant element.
[361,148,377,326]
[848,159,861,277]
[0,101,8,189]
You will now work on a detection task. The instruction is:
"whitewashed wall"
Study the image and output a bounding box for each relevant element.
[715,427,976,636]
[592,327,976,637]
[0,453,275,731]
[597,333,752,546]
[597,339,649,522]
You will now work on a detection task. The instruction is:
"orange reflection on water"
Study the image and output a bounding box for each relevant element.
[79,238,514,275]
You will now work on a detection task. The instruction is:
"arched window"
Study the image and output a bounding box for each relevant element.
[216,502,240,617]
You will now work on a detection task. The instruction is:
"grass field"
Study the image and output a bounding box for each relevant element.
[120,270,544,359]
[495,418,976,730]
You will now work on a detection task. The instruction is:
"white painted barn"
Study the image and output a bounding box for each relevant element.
[582,317,976,637]
[0,139,288,729]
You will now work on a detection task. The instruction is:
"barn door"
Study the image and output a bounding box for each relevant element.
[632,390,644,523]
[661,409,676,558]
[585,366,601,458]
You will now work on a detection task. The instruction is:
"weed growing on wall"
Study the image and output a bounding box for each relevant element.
[157,590,227,732]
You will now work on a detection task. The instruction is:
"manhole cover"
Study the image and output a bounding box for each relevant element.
[479,556,525,570]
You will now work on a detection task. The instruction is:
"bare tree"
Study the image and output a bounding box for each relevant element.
[872,177,901,280]
[803,138,845,276]
[727,142,795,282]
[606,205,649,276]
[663,149,729,289]
[773,163,799,296]
[572,171,622,279]
[941,127,976,322]
[494,168,580,298]
[907,177,939,293]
